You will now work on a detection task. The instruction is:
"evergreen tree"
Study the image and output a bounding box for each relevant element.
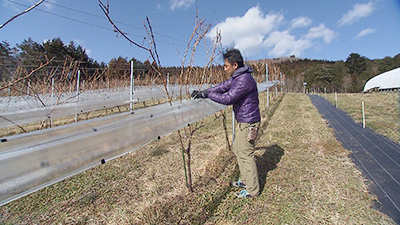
[17,38,45,69]
[0,41,17,81]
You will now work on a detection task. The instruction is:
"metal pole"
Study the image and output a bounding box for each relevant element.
[167,72,170,91]
[130,61,134,112]
[51,77,54,98]
[27,81,30,96]
[266,63,269,109]
[232,110,235,142]
[280,72,283,92]
[69,72,72,93]
[76,70,80,102]
[362,96,366,128]
[75,70,80,123]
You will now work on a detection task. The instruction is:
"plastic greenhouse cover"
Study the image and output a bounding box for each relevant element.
[0,81,274,206]
[363,67,400,92]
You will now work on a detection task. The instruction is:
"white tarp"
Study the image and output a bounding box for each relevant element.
[363,67,400,92]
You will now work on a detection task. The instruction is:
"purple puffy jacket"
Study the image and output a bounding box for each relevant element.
[208,65,261,123]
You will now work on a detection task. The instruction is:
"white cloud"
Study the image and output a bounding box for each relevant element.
[355,28,375,38]
[42,0,56,11]
[263,31,311,57]
[4,0,23,12]
[234,35,265,55]
[86,49,92,56]
[207,6,336,58]
[305,24,336,44]
[290,16,312,29]
[207,6,283,55]
[25,0,55,10]
[338,2,374,26]
[73,39,92,56]
[169,0,195,10]
[5,0,56,12]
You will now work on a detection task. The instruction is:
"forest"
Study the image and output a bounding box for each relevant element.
[1,37,400,93]
[279,53,400,92]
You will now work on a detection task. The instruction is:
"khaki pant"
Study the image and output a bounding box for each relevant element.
[233,122,260,196]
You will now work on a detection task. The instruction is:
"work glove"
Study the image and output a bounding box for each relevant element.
[191,89,209,99]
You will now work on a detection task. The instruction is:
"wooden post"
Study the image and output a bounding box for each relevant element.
[335,91,338,108]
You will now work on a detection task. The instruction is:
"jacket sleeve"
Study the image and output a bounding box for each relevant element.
[208,75,252,105]
[208,78,231,93]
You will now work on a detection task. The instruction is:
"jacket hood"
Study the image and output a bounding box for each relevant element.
[232,65,253,78]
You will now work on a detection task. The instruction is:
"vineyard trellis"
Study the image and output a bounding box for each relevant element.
[0,0,287,199]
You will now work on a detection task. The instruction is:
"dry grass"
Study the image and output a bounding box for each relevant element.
[0,110,229,224]
[206,93,395,224]
[0,92,395,224]
[0,93,272,224]
[325,92,400,143]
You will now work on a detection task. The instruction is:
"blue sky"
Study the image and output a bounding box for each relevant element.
[1,0,399,66]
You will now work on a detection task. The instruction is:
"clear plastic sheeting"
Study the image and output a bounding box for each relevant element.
[0,85,200,129]
[0,81,274,206]
[1,85,201,113]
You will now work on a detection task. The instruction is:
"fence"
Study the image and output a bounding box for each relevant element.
[316,91,400,144]
[0,81,280,206]
[0,84,199,129]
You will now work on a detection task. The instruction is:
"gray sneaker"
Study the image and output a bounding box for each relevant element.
[232,179,247,189]
[234,189,252,198]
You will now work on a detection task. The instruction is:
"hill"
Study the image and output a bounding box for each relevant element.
[275,53,400,93]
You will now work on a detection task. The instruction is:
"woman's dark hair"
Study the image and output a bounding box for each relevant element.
[223,49,244,68]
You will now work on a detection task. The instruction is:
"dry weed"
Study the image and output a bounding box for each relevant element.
[2,92,390,224]
[208,93,395,224]
[325,92,399,143]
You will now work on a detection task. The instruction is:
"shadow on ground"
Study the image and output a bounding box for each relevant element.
[255,144,284,193]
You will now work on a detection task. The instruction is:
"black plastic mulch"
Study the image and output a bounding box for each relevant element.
[309,94,400,223]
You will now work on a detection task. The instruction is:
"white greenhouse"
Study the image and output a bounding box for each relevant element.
[363,67,400,92]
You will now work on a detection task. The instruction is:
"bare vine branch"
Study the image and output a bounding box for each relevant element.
[0,0,45,29]
[98,0,177,107]
[0,57,54,91]
[145,17,161,68]
[98,0,149,52]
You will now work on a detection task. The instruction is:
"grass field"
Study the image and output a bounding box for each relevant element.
[0,93,396,224]
[324,92,400,143]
